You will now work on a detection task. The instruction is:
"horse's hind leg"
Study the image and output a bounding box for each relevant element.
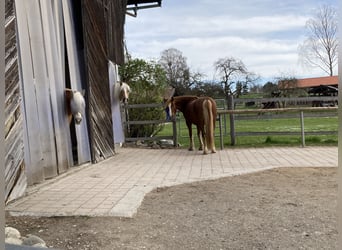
[198,126,208,154]
[206,126,216,154]
[202,130,209,155]
[197,126,204,151]
[187,123,195,151]
[209,118,216,154]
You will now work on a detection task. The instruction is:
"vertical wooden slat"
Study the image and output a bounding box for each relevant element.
[62,0,91,164]
[82,0,115,162]
[39,0,73,173]
[16,1,44,184]
[16,0,57,184]
[5,0,26,202]
[52,0,65,74]
[1,1,5,244]
[16,1,44,185]
[106,0,127,64]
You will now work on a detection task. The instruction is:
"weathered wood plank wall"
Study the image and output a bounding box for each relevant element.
[82,0,119,162]
[107,0,127,64]
[15,0,77,185]
[16,0,57,184]
[5,0,128,200]
[5,0,26,203]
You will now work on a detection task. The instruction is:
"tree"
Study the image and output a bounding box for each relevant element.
[234,73,260,98]
[190,81,225,98]
[213,57,247,98]
[119,58,167,137]
[277,75,306,98]
[298,4,338,76]
[249,84,263,94]
[158,48,192,95]
[262,81,279,97]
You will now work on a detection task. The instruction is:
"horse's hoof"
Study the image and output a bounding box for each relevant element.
[203,151,208,155]
[188,148,194,151]
[198,147,203,150]
[211,150,216,154]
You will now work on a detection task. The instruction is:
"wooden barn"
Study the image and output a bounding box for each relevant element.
[5,0,162,203]
[296,76,338,96]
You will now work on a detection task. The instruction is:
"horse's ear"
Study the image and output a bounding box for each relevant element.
[65,89,73,99]
[170,88,175,97]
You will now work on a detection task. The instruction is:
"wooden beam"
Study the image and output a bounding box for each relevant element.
[0,0,5,246]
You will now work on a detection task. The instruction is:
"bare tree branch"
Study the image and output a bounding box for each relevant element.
[214,57,247,97]
[298,4,338,76]
[159,48,199,95]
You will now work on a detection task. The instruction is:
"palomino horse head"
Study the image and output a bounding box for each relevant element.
[165,97,177,118]
[65,89,85,125]
[119,82,131,103]
[163,87,176,119]
[165,94,197,119]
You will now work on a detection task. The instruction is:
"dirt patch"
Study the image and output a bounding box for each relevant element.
[6,167,337,250]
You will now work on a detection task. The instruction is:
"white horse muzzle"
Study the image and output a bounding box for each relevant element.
[74,112,82,125]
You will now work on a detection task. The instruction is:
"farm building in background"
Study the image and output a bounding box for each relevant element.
[276,75,338,107]
[296,76,338,97]
[5,0,162,203]
[278,75,338,96]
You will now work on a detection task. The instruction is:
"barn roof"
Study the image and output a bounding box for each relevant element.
[126,0,162,16]
[127,0,161,5]
[296,76,338,88]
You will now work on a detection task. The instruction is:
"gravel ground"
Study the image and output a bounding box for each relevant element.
[6,167,337,250]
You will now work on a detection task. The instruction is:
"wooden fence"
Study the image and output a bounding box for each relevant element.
[217,106,338,149]
[123,96,338,149]
[223,96,338,148]
[123,103,178,146]
[232,96,338,108]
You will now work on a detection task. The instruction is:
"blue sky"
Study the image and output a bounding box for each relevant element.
[125,0,338,83]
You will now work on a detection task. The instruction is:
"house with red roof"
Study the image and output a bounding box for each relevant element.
[296,76,338,96]
[297,76,338,96]
[279,76,338,96]
[297,75,338,88]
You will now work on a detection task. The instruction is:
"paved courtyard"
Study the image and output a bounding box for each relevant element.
[6,146,337,217]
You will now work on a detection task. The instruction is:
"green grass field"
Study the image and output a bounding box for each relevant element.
[157,113,338,148]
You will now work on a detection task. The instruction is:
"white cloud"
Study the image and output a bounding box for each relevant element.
[125,0,337,81]
[127,14,308,39]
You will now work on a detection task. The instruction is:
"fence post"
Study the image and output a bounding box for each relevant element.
[227,95,236,146]
[219,113,224,150]
[300,111,305,147]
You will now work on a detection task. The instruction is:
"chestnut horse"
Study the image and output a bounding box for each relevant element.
[65,88,85,125]
[166,95,217,154]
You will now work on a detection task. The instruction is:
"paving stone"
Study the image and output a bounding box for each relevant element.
[6,147,337,218]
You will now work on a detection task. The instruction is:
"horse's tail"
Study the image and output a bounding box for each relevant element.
[203,98,216,152]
